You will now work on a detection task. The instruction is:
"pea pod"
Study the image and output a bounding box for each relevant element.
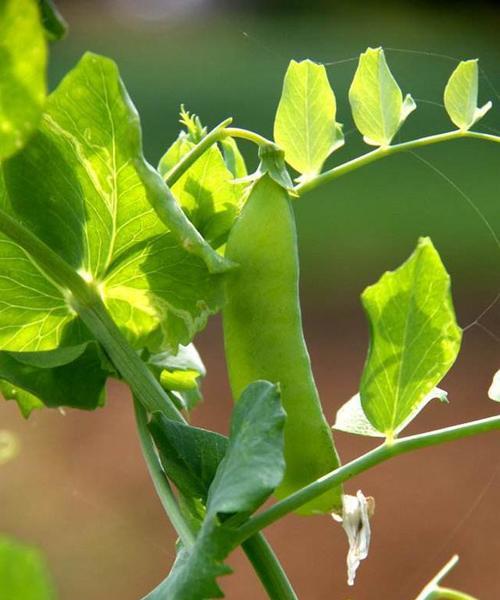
[223,175,342,514]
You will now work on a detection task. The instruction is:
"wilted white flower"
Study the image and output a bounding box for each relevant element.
[332,490,374,586]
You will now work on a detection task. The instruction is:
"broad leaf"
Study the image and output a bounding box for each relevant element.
[169,144,245,247]
[0,0,47,159]
[334,387,448,437]
[0,342,110,417]
[360,237,462,437]
[0,52,221,353]
[274,59,342,178]
[143,381,286,600]
[207,380,286,516]
[149,416,228,501]
[444,60,492,130]
[0,536,55,600]
[39,0,67,41]
[349,47,416,146]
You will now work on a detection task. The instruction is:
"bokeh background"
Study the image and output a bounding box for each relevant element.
[1,1,500,598]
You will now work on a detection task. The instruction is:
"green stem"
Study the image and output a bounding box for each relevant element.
[223,127,274,147]
[236,415,500,542]
[164,117,233,187]
[295,130,500,195]
[242,534,298,600]
[415,555,478,600]
[134,398,195,548]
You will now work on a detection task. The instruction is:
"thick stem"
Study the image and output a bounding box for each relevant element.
[236,415,500,542]
[295,130,500,196]
[242,534,299,600]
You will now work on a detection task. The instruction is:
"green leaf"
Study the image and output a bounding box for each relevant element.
[349,47,416,146]
[489,370,500,402]
[0,52,221,353]
[38,0,67,41]
[0,536,56,600]
[143,381,286,600]
[220,137,247,179]
[444,60,492,131]
[169,144,246,247]
[334,387,448,437]
[207,381,286,516]
[274,59,342,178]
[360,237,462,437]
[0,342,110,417]
[142,516,233,600]
[0,0,47,160]
[149,416,228,502]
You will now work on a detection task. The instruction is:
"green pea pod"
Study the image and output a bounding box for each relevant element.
[223,174,342,515]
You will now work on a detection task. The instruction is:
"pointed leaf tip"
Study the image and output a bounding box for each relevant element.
[349,47,416,146]
[359,237,461,437]
[444,59,492,130]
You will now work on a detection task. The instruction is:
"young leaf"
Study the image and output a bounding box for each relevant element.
[0,0,47,159]
[207,380,286,516]
[360,237,462,437]
[220,137,247,179]
[274,59,342,178]
[0,536,56,600]
[39,0,67,41]
[0,342,110,417]
[349,47,416,146]
[444,60,492,130]
[334,388,448,437]
[149,416,228,502]
[169,144,246,247]
[1,52,221,353]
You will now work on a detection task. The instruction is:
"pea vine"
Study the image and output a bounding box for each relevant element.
[0,1,499,599]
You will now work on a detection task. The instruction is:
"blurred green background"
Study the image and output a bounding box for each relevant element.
[1,1,499,600]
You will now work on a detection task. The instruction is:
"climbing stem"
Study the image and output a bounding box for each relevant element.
[235,414,500,542]
[134,398,195,548]
[295,130,500,195]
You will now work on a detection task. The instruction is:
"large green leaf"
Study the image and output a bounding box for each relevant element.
[444,60,492,131]
[360,238,462,437]
[274,59,342,178]
[0,0,47,160]
[143,381,286,600]
[0,342,110,417]
[0,52,221,353]
[349,47,416,146]
[207,380,286,516]
[0,536,55,600]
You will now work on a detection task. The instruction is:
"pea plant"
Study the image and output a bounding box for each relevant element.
[1,1,499,599]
